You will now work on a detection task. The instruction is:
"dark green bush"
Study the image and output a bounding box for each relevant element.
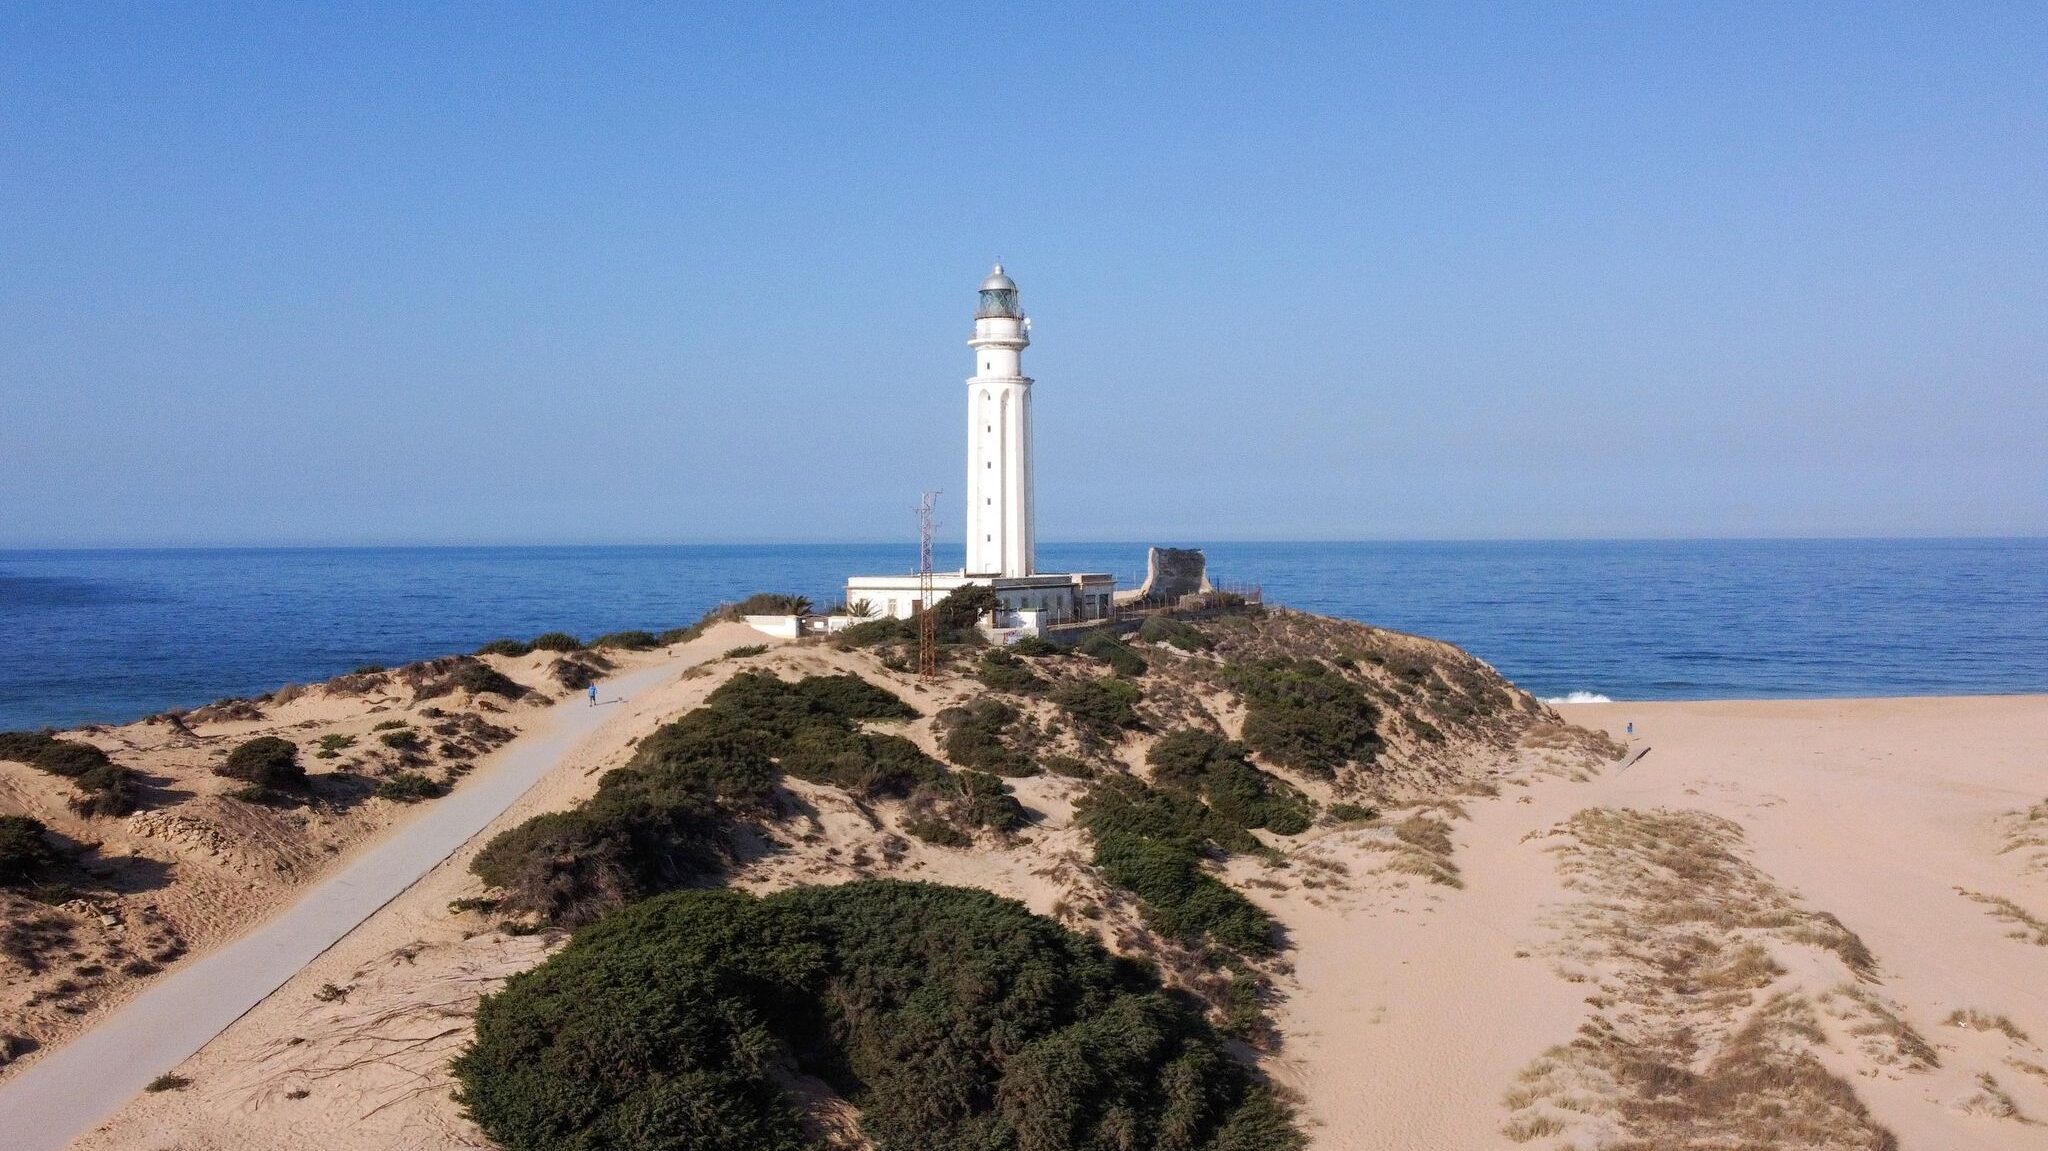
[1076,776,1275,955]
[379,729,424,750]
[1008,634,1061,658]
[1327,802,1378,823]
[591,630,661,651]
[938,700,1035,776]
[1049,677,1143,743]
[1222,658,1382,777]
[780,728,943,798]
[548,657,601,691]
[834,586,999,651]
[733,592,812,616]
[452,881,1299,1151]
[904,814,973,847]
[0,815,56,884]
[974,649,1047,694]
[1039,754,1097,779]
[449,662,529,699]
[1139,615,1215,652]
[216,736,304,786]
[474,638,532,657]
[721,643,769,660]
[529,632,583,652]
[1146,730,1312,836]
[70,762,141,817]
[1076,631,1147,677]
[376,771,446,803]
[0,732,114,778]
[0,730,59,764]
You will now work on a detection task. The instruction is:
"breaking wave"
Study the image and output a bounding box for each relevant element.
[1543,691,1616,704]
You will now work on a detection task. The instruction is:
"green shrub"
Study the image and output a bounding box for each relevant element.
[1222,658,1382,776]
[1009,634,1061,657]
[733,592,812,616]
[1040,753,1097,780]
[1049,677,1143,743]
[376,772,446,803]
[0,730,59,764]
[216,736,303,786]
[974,649,1047,694]
[1076,631,1147,677]
[832,616,913,648]
[1146,730,1312,836]
[70,763,142,817]
[452,882,1299,1151]
[0,815,56,884]
[1327,802,1378,823]
[350,664,387,675]
[591,630,661,651]
[1139,615,1214,652]
[0,731,114,778]
[548,657,602,691]
[448,662,528,699]
[145,1074,191,1093]
[529,631,583,652]
[721,643,769,660]
[780,729,943,798]
[938,700,1035,776]
[904,814,972,847]
[379,729,424,750]
[469,670,931,925]
[474,638,532,657]
[1076,776,1275,955]
[316,733,357,753]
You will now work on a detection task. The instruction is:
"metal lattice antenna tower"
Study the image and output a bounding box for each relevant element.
[916,490,940,679]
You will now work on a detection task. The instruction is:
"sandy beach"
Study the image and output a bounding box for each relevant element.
[32,678,2042,1150]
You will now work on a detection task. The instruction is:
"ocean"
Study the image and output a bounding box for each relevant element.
[1,539,2043,731]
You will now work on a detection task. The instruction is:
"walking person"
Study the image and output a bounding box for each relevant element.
[588,682,598,707]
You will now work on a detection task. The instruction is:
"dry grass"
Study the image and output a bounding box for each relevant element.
[1502,808,1901,1150]
[1998,798,2048,873]
[1957,888,2048,946]
[1945,1009,2031,1043]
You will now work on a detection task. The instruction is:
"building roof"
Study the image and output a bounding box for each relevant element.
[979,263,1016,292]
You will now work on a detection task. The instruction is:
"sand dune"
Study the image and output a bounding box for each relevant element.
[31,653,2048,1149]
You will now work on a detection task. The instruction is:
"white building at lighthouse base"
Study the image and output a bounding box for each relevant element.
[843,570,1116,637]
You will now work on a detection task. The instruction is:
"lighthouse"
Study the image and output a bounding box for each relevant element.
[841,264,1116,636]
[966,265,1034,578]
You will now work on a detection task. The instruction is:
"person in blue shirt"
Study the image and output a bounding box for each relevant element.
[588,683,598,706]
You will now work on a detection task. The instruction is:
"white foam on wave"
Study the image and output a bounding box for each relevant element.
[1543,691,1616,704]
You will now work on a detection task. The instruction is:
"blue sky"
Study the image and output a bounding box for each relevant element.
[2,3,2043,546]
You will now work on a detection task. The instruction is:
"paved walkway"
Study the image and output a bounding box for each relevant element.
[0,657,688,1151]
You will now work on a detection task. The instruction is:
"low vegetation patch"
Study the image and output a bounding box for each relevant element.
[375,772,446,803]
[1146,729,1312,836]
[937,699,1036,776]
[474,638,532,657]
[0,730,113,777]
[1222,657,1382,777]
[974,648,1048,694]
[1139,614,1214,652]
[1049,676,1143,744]
[0,815,57,885]
[1076,630,1148,677]
[1076,775,1275,955]
[472,671,925,924]
[417,660,528,701]
[591,629,661,650]
[453,881,1300,1151]
[216,736,303,786]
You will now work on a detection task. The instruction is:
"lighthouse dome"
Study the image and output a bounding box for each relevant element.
[976,264,1023,319]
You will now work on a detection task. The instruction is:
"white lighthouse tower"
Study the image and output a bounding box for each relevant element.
[966,265,1034,578]
[841,264,1115,636]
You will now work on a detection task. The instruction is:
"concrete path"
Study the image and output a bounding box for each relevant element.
[0,656,688,1151]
